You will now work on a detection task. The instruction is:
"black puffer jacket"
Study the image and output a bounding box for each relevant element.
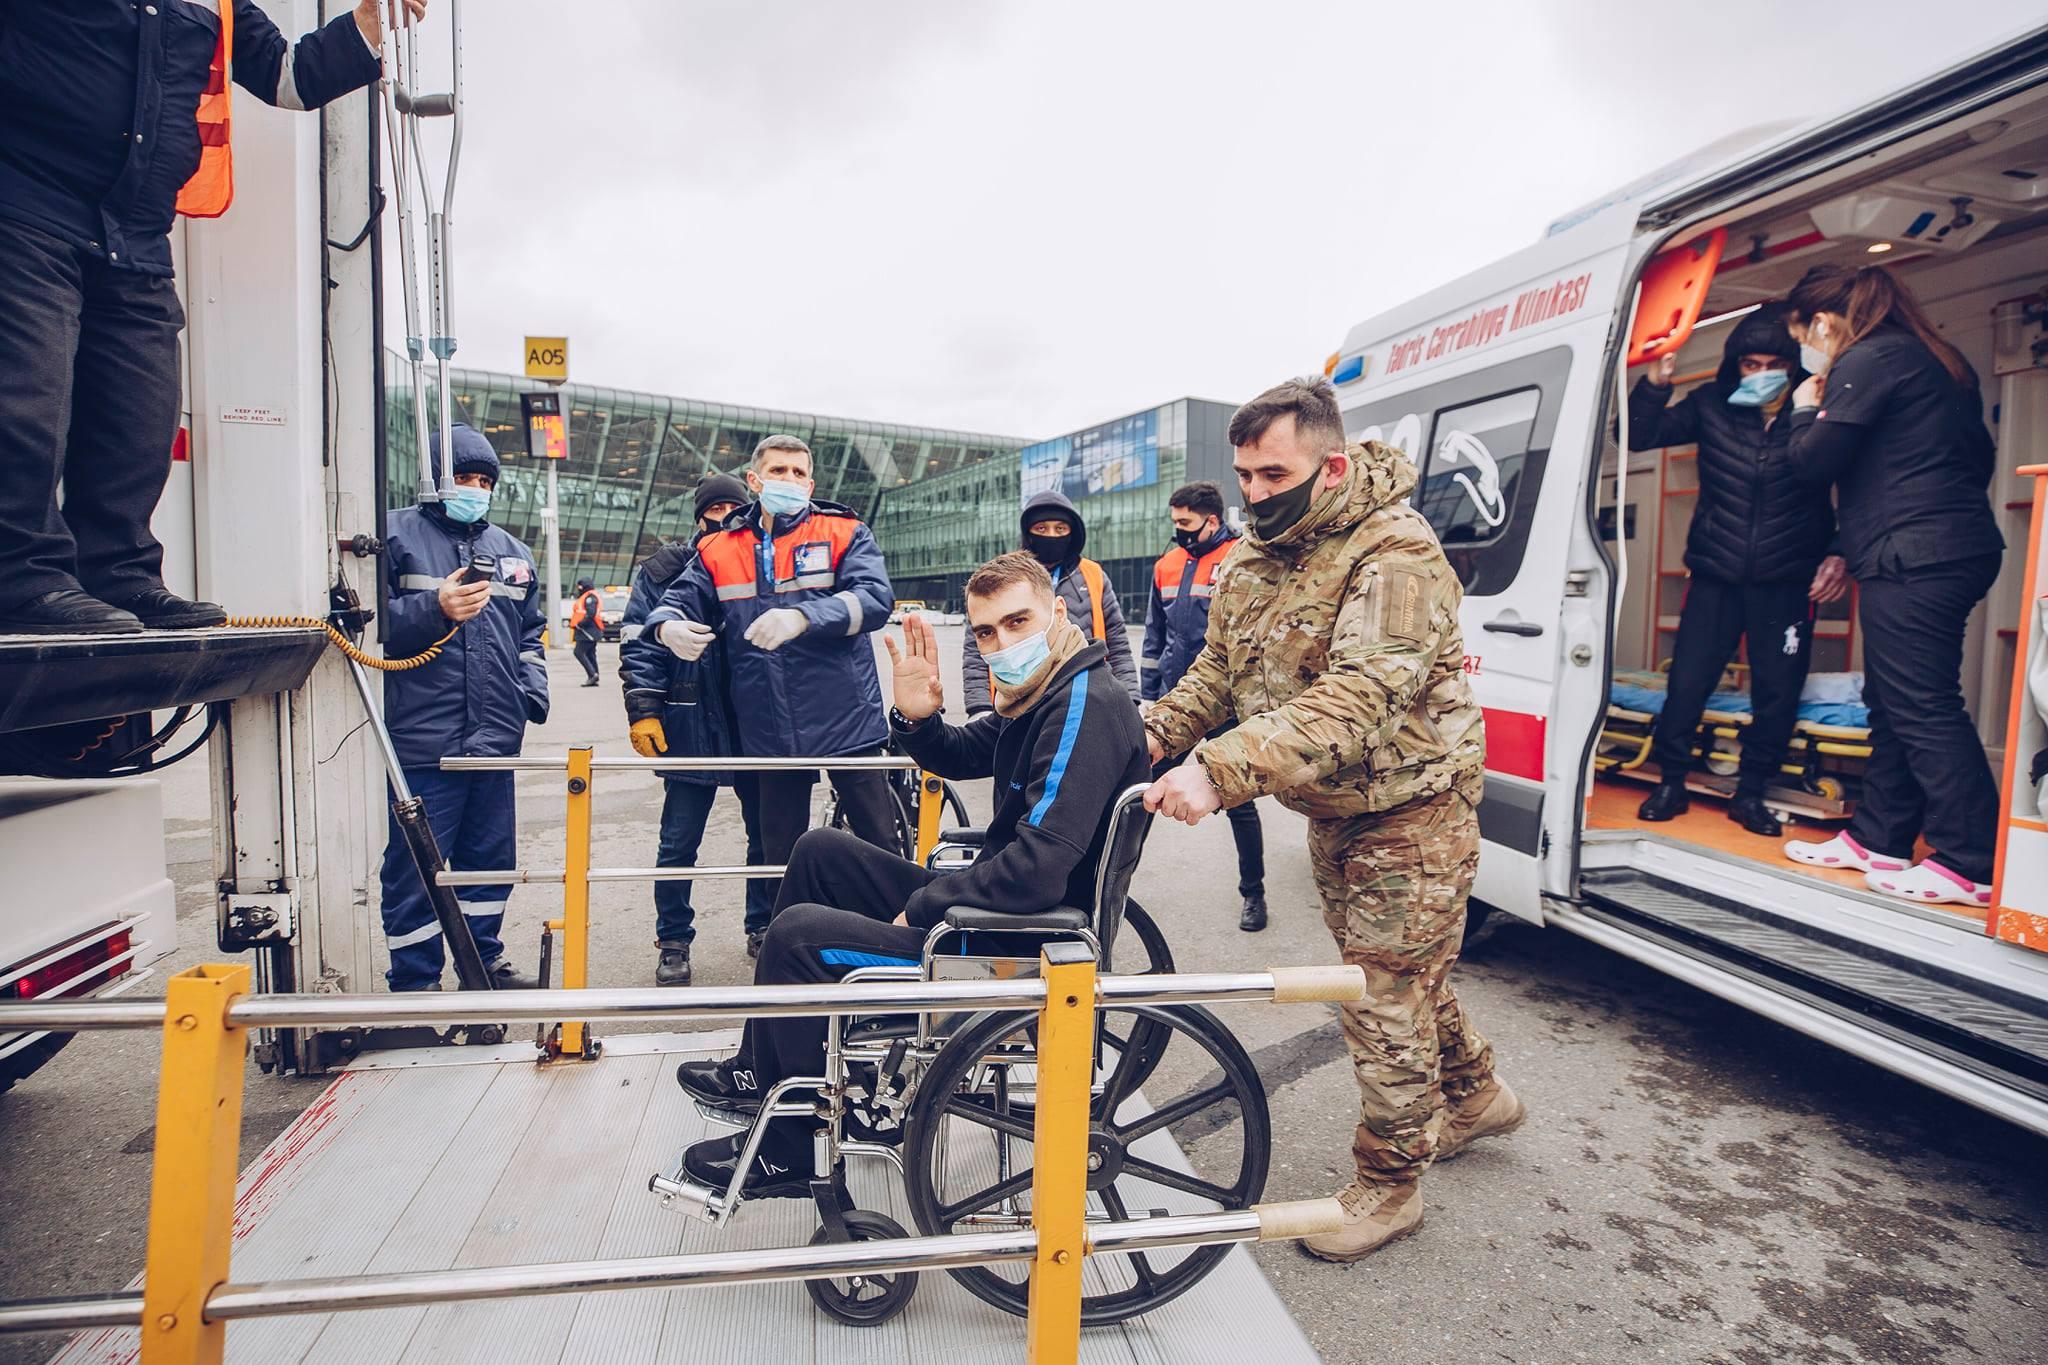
[1627,309,1833,586]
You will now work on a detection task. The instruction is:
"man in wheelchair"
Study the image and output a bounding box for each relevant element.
[675,550,1152,1196]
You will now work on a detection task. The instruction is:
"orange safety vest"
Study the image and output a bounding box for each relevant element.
[175,0,235,219]
[570,591,604,631]
[1075,557,1107,642]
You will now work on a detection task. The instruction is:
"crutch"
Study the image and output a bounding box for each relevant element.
[378,0,464,503]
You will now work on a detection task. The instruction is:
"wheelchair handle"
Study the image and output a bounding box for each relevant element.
[1267,964,1368,1003]
[1252,1198,1347,1242]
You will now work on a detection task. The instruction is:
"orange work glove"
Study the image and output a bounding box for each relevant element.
[629,717,667,758]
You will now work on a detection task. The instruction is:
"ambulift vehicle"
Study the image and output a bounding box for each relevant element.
[650,788,1259,1327]
[1321,24,2048,1132]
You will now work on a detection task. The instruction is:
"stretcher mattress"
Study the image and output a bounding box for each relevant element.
[1608,670,1870,729]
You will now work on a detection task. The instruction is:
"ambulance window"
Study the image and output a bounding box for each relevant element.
[1343,344,1570,597]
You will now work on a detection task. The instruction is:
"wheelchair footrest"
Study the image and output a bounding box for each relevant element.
[693,1097,756,1128]
[648,1154,728,1223]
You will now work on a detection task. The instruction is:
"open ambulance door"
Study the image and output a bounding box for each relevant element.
[1332,207,1649,922]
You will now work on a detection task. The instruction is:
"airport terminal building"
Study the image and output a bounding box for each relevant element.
[385,359,1240,610]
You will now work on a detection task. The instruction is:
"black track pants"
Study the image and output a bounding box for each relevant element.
[1651,576,1813,796]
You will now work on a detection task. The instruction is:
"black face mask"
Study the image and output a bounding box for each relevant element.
[1171,521,1216,553]
[1247,468,1322,540]
[1025,531,1072,567]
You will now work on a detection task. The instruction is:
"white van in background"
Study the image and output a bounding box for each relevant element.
[1324,26,2048,1133]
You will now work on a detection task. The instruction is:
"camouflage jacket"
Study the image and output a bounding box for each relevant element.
[1145,441,1485,821]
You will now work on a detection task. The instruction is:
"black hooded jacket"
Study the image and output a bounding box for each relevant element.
[1627,308,1835,586]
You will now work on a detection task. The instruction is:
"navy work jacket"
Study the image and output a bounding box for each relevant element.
[0,1,381,275]
[381,505,550,770]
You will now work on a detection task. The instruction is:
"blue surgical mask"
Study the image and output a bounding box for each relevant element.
[757,478,810,518]
[1799,318,1833,378]
[1727,370,1789,406]
[983,629,1051,687]
[441,487,491,524]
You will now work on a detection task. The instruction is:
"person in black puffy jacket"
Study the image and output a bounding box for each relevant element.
[1627,304,1846,835]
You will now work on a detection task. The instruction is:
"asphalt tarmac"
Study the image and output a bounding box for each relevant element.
[3,631,2044,1363]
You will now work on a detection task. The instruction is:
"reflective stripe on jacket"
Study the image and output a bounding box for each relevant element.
[635,499,893,758]
[1141,533,1235,701]
[380,505,550,768]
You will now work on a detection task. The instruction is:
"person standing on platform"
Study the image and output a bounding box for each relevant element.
[960,489,1139,715]
[570,577,603,686]
[0,0,422,634]
[1778,263,2005,909]
[1145,377,1520,1262]
[618,473,769,985]
[376,423,544,992]
[629,436,899,956]
[1142,480,1268,930]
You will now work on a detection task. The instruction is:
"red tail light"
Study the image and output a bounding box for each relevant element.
[8,929,134,1000]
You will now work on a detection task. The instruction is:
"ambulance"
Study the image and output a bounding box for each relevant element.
[1326,26,2048,1132]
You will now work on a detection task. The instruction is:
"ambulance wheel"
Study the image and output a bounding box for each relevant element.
[903,1003,1270,1324]
[805,1210,919,1325]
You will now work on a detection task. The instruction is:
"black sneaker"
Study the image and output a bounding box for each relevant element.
[1726,793,1784,837]
[0,588,143,635]
[656,940,692,987]
[485,957,541,990]
[1239,893,1268,933]
[1637,780,1690,822]
[680,1125,812,1200]
[101,586,227,630]
[676,1055,763,1111]
[746,929,765,961]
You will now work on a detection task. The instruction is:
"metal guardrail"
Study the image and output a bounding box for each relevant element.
[426,749,948,1056]
[0,958,1363,1364]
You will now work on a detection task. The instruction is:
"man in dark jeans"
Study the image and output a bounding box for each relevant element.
[0,1,415,634]
[570,577,603,686]
[1142,481,1267,928]
[671,552,1150,1197]
[619,474,769,984]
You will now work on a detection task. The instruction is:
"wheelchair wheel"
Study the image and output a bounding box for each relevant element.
[1106,901,1174,1094]
[901,1003,1270,1325]
[805,1210,919,1326]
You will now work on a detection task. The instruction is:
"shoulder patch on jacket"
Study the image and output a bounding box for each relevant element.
[1382,568,1428,644]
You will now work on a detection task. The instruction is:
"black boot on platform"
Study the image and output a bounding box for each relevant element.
[1637,781,1690,822]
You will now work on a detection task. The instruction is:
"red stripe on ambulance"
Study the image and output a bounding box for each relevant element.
[1482,708,1545,782]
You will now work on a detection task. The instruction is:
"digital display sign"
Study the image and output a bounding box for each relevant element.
[520,390,569,461]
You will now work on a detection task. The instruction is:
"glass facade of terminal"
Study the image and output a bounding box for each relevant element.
[384,356,1239,615]
[384,356,1027,590]
[871,398,1240,610]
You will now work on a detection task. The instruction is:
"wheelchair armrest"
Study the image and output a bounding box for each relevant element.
[942,905,1091,934]
[939,828,986,847]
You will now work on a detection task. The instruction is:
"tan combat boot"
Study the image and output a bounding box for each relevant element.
[1301,1180,1422,1262]
[1435,1077,1526,1162]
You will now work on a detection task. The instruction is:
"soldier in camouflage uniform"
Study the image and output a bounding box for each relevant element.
[1145,376,1525,1261]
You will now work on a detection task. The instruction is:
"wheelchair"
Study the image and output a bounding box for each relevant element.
[648,786,1271,1327]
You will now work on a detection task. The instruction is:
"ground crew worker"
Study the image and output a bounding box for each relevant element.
[1145,377,1523,1261]
[960,489,1139,714]
[618,473,769,985]
[629,436,899,953]
[0,0,423,636]
[672,551,1150,1192]
[570,577,603,686]
[376,423,543,992]
[1142,480,1267,931]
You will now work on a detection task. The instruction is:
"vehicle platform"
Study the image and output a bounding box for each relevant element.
[48,1030,1318,1364]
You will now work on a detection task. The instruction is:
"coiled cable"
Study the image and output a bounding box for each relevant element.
[225,615,458,671]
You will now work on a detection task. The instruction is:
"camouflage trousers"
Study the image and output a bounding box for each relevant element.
[1306,777,1493,1188]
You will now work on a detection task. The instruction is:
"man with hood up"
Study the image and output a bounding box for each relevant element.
[959,489,1140,714]
[1145,377,1519,1261]
[1627,303,1846,836]
[569,577,604,686]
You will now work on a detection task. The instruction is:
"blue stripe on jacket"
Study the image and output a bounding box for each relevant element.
[1029,669,1091,827]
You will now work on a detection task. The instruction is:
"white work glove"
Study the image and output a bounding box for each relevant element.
[656,618,714,662]
[744,607,809,652]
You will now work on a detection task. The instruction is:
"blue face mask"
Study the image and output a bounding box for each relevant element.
[441,486,491,524]
[1727,370,1789,407]
[983,629,1051,687]
[757,478,810,518]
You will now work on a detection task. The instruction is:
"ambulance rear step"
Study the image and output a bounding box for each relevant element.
[1556,869,2048,1136]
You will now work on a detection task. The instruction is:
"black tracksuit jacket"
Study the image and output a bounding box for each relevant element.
[891,640,1150,930]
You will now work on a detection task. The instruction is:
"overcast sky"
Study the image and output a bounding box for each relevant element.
[383,0,2043,439]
